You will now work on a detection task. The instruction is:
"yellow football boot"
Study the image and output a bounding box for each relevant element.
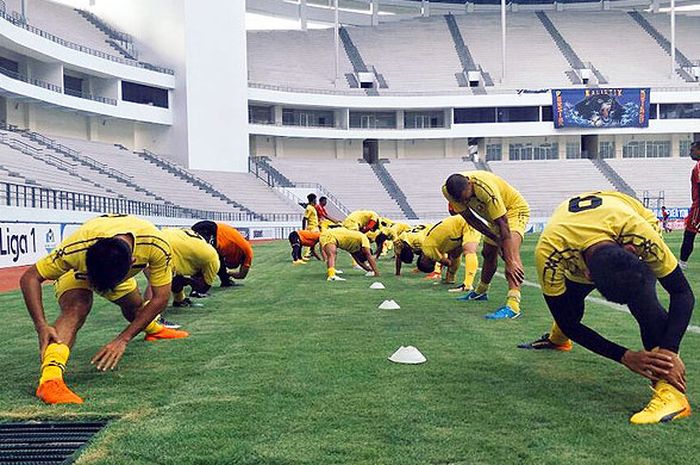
[630,380,691,425]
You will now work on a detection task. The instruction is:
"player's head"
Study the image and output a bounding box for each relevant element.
[307,193,317,204]
[587,244,655,304]
[690,141,700,161]
[86,237,133,292]
[445,174,470,201]
[399,244,414,264]
[416,253,436,273]
[319,196,327,206]
[192,220,217,245]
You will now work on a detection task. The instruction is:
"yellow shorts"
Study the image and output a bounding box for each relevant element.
[484,207,530,246]
[318,232,336,250]
[54,270,138,302]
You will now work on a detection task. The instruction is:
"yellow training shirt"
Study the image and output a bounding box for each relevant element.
[36,215,173,287]
[422,215,478,261]
[442,170,528,223]
[304,204,319,231]
[342,210,379,230]
[320,227,371,254]
[536,191,677,297]
[395,224,432,253]
[161,228,220,286]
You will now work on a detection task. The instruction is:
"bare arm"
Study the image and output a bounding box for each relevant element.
[364,249,380,277]
[20,265,62,359]
[460,209,498,243]
[310,245,322,261]
[230,265,250,280]
[394,243,403,276]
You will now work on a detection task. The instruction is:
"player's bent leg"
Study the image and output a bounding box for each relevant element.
[37,288,93,405]
[114,289,189,341]
[485,232,524,320]
[679,230,696,268]
[325,244,345,281]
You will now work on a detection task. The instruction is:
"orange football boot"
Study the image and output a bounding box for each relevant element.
[36,379,84,404]
[144,327,190,341]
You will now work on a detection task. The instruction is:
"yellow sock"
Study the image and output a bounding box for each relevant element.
[327,267,336,278]
[434,262,443,274]
[463,253,478,289]
[39,343,70,385]
[145,317,164,335]
[174,290,186,303]
[475,281,490,295]
[506,289,521,313]
[549,322,570,346]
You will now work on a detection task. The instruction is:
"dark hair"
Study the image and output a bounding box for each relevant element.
[192,220,217,245]
[307,193,317,203]
[319,196,327,203]
[445,174,469,200]
[588,245,655,304]
[86,237,132,292]
[416,253,436,273]
[400,244,414,264]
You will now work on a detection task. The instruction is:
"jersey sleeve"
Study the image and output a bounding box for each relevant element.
[35,230,83,280]
[146,240,173,287]
[239,239,254,268]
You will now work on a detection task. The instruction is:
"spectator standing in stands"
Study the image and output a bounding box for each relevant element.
[679,142,700,270]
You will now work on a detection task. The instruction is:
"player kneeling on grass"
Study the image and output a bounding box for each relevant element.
[20,215,188,405]
[289,230,321,264]
[160,227,219,310]
[414,215,481,290]
[443,171,529,320]
[320,227,380,281]
[192,221,253,288]
[520,192,693,424]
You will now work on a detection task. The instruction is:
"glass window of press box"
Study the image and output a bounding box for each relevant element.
[658,103,700,120]
[404,111,444,129]
[509,143,559,161]
[622,140,671,158]
[249,105,274,124]
[282,109,335,128]
[349,112,397,129]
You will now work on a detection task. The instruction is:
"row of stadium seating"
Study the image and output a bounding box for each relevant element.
[247,11,700,91]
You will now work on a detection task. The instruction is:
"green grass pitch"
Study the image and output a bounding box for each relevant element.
[1,233,700,464]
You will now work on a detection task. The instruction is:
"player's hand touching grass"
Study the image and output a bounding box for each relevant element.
[37,324,62,362]
[621,350,675,383]
[91,337,129,371]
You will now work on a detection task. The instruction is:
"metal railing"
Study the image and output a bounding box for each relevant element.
[64,88,117,106]
[0,180,302,222]
[0,65,62,93]
[0,8,173,75]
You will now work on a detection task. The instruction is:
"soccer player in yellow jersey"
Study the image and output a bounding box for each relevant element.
[19,215,188,405]
[342,210,380,233]
[394,224,431,276]
[519,192,693,424]
[443,170,529,319]
[374,219,411,259]
[303,193,320,232]
[413,215,481,288]
[160,227,220,308]
[319,226,380,281]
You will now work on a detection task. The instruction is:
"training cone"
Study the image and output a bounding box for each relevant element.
[370,282,385,290]
[378,299,400,310]
[388,346,427,364]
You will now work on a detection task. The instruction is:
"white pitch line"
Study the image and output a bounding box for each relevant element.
[493,272,700,335]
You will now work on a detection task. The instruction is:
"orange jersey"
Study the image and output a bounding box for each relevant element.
[216,223,253,268]
[298,230,321,247]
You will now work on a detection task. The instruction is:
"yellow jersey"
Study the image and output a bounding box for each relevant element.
[304,204,319,231]
[342,210,379,231]
[161,228,220,286]
[422,215,479,261]
[383,220,411,240]
[442,170,529,222]
[36,215,173,287]
[536,191,677,297]
[395,224,432,253]
[320,227,370,254]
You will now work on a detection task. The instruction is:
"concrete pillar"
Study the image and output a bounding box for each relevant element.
[274,136,284,158]
[671,133,681,157]
[614,134,625,159]
[299,0,308,31]
[396,110,405,129]
[274,105,283,126]
[335,139,344,159]
[397,140,405,159]
[558,137,567,159]
[371,0,379,26]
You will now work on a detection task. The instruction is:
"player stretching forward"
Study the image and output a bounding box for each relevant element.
[320,226,380,281]
[443,171,529,319]
[160,228,220,308]
[520,192,693,424]
[413,215,481,288]
[20,215,188,405]
[679,141,700,270]
[288,230,321,264]
[192,221,253,287]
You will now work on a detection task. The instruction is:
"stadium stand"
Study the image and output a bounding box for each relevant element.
[489,159,616,216]
[607,158,694,207]
[643,13,700,67]
[267,158,409,219]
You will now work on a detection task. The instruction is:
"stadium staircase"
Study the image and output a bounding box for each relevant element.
[75,9,138,60]
[136,149,261,218]
[338,27,382,96]
[444,13,490,90]
[369,161,419,220]
[536,11,591,85]
[627,11,696,83]
[20,130,169,204]
[589,158,638,198]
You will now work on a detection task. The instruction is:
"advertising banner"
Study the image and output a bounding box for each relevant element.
[552,88,650,128]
